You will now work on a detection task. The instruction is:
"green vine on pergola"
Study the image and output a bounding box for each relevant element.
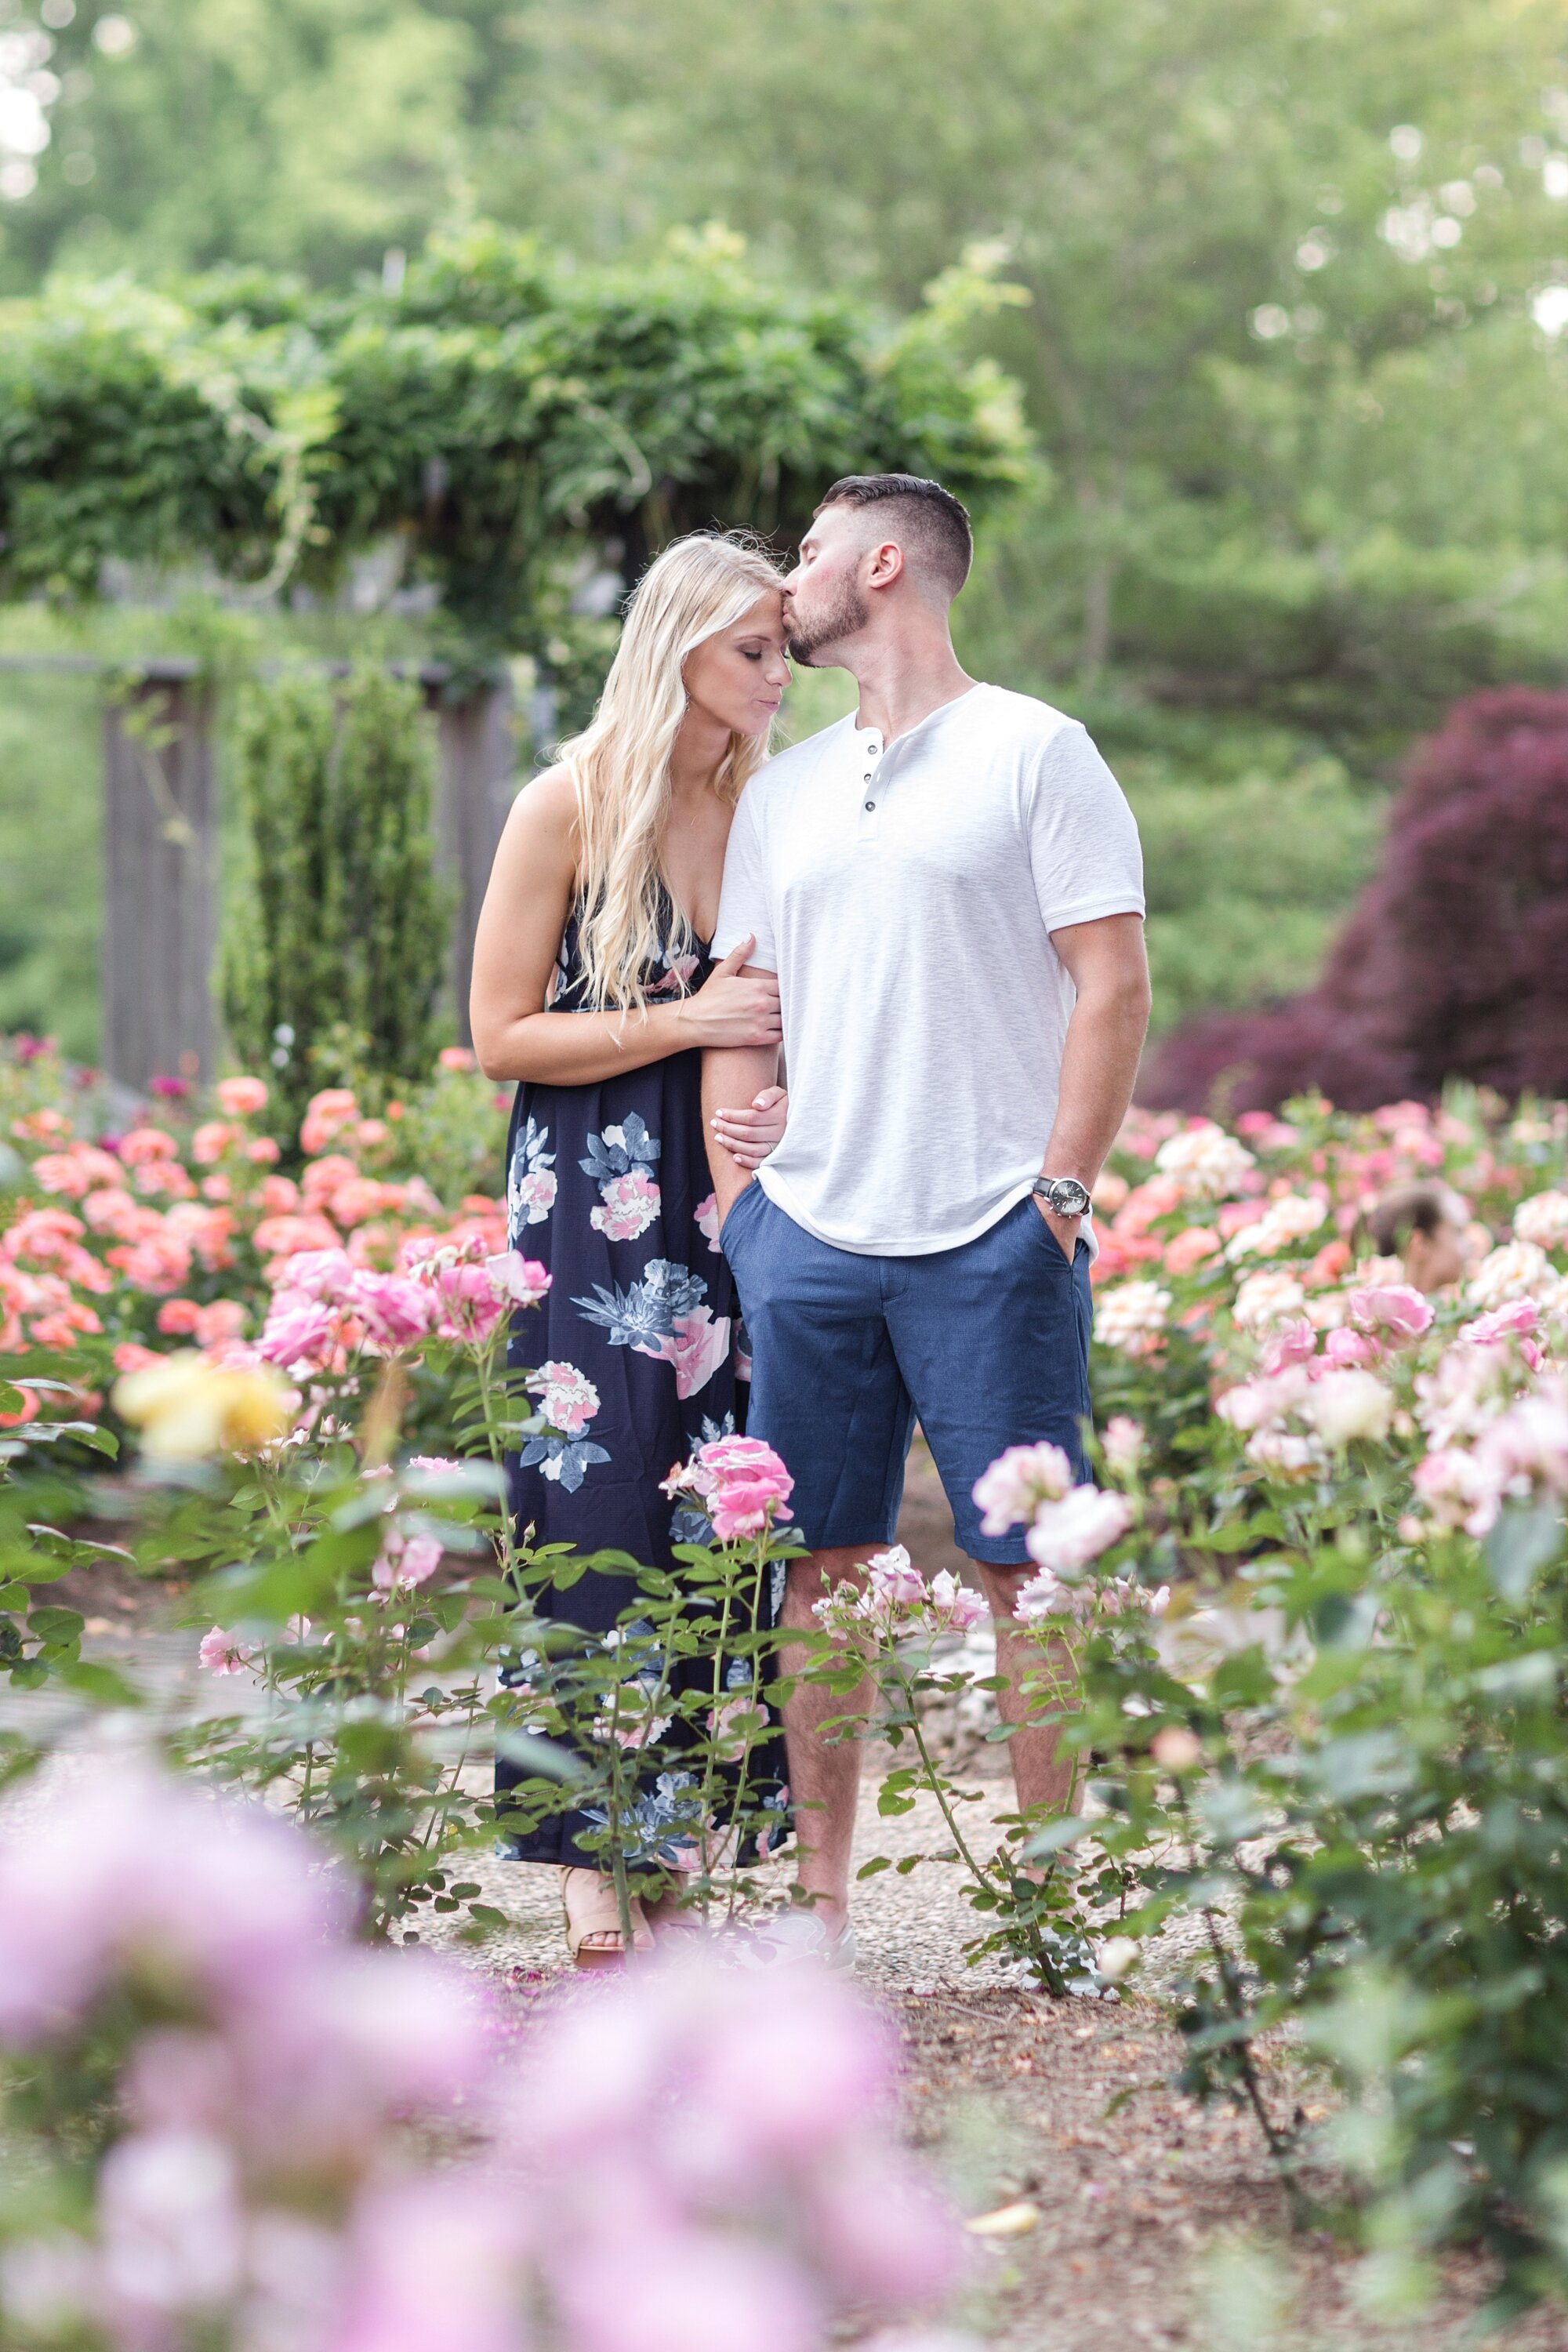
[0,222,1034,692]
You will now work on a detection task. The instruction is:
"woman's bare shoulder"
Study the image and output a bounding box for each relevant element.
[507,760,579,833]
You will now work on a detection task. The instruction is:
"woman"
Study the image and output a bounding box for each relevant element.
[470,533,792,1964]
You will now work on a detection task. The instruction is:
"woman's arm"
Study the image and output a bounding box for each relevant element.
[469,768,782,1087]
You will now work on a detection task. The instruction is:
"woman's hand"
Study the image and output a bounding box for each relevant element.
[709,1084,788,1171]
[677,938,782,1050]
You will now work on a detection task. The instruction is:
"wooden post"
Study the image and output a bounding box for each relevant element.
[431,681,517,1045]
[103,666,218,1094]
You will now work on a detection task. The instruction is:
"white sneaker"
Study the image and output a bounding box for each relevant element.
[738,1908,859,1970]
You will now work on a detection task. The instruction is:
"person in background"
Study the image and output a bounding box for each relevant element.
[1363,1181,1470,1294]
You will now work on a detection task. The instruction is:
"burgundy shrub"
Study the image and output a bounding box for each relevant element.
[1142,688,1568,1113]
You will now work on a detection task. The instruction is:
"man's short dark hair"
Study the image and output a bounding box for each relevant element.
[814,474,974,602]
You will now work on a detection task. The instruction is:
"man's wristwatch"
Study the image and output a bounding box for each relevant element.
[1033,1175,1091,1218]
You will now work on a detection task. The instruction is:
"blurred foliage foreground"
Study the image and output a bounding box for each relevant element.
[9,1044,1568,2326]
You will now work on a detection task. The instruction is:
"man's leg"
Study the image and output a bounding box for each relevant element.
[721,1192,913,1936]
[972,1561,1077,1820]
[778,1545,873,1933]
[883,1198,1095,1833]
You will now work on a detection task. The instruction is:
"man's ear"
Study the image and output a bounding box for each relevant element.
[866,538,906,592]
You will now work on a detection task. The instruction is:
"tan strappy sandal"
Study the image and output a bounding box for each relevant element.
[561,1867,655,1969]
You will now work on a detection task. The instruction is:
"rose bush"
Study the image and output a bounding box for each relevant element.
[12,1040,1568,2316]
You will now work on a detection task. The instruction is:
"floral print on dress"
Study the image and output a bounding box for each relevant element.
[520,1359,611,1492]
[582,1113,662,1243]
[647,943,702,999]
[498,889,784,1870]
[582,1770,704,1869]
[572,1258,729,1400]
[508,1116,557,1236]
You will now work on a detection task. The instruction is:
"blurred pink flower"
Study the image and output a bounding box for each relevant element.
[1348,1284,1434,1340]
[972,1442,1073,1536]
[336,2175,524,2352]
[1102,1416,1146,1477]
[198,1628,257,1678]
[1323,1325,1382,1369]
[349,1270,436,1352]
[300,1088,360,1156]
[214,1076,268,1118]
[96,2127,244,2320]
[1025,1486,1133,1574]
[1259,1319,1318,1374]
[258,1294,339,1370]
[372,1533,442,1595]
[483,1250,551,1309]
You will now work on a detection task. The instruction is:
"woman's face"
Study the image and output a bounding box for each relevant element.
[682,592,791,739]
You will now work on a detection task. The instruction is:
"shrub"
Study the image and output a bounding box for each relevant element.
[1142,687,1568,1112]
[221,665,451,1140]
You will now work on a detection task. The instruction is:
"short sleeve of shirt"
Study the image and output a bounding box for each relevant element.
[1027,719,1145,935]
[712,782,778,971]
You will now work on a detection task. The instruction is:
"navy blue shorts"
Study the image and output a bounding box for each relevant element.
[721,1186,1093,1567]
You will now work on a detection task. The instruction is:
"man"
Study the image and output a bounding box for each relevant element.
[702,473,1150,1951]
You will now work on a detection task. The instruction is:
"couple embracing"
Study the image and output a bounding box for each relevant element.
[470,474,1151,1966]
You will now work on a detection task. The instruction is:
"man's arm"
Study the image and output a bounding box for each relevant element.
[1035,912,1151,1258]
[703,999,781,1224]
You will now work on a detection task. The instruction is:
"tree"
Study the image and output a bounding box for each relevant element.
[1142,688,1568,1110]
[222,665,449,1136]
[485,0,1568,743]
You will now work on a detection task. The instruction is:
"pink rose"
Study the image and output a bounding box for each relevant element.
[277,1247,355,1304]
[690,1435,794,1540]
[482,1250,551,1309]
[198,1628,257,1677]
[972,1442,1073,1537]
[1025,1486,1134,1575]
[1259,1319,1318,1374]
[1323,1325,1383,1369]
[257,1295,338,1370]
[1348,1284,1434,1340]
[866,1545,926,1607]
[372,1533,443,1595]
[348,1271,436,1352]
[214,1076,269,1118]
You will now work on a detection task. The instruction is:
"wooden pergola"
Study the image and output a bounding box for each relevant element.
[0,652,514,1090]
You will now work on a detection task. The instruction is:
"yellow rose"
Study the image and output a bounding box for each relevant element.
[113,1352,294,1460]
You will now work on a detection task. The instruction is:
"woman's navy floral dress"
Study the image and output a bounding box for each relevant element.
[495,898,785,1870]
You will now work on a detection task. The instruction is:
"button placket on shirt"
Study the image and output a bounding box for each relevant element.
[856,728,884,842]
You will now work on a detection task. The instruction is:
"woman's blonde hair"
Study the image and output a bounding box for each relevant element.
[561,531,783,1012]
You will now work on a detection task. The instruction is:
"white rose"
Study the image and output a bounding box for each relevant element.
[1467,1241,1551,1312]
[1306,1368,1395,1448]
[1514,1192,1568,1250]
[1155,1121,1257,1201]
[1095,1281,1172,1352]
[1096,1936,1141,1983]
[1233,1271,1308,1332]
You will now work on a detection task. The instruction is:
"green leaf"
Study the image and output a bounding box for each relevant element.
[856,1855,893,1879]
[1485,1501,1564,1603]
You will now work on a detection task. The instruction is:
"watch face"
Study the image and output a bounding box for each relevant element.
[1047,1179,1090,1214]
